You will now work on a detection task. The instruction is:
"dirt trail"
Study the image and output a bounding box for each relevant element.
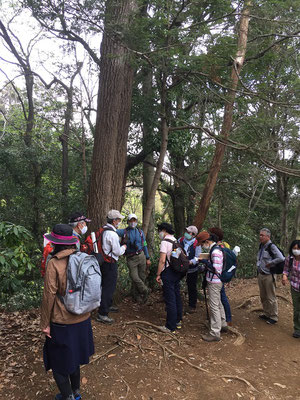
[1,279,300,400]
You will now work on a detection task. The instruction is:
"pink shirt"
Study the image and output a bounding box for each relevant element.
[160,234,176,271]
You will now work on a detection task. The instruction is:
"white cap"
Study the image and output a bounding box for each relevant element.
[128,213,138,221]
[107,209,125,220]
[186,225,198,236]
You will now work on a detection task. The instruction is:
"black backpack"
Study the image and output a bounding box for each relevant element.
[162,239,190,275]
[261,242,285,274]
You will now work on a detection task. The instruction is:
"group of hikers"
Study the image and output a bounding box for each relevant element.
[40,210,300,400]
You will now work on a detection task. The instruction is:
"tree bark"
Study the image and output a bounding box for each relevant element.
[88,0,138,230]
[193,0,252,229]
[142,73,169,237]
[142,68,156,255]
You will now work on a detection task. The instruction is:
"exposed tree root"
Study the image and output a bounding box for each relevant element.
[81,344,120,368]
[113,367,131,399]
[124,320,181,345]
[228,326,245,346]
[235,299,253,309]
[141,330,210,374]
[236,293,291,309]
[221,375,258,392]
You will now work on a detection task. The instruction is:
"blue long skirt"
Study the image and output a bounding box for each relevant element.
[43,317,94,375]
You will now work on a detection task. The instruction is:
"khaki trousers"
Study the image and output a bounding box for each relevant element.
[207,281,227,338]
[257,273,278,321]
[127,252,148,301]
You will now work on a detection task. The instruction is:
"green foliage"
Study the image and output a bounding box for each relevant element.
[0,221,42,308]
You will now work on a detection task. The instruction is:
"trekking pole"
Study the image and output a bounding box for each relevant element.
[202,275,209,320]
[91,232,98,253]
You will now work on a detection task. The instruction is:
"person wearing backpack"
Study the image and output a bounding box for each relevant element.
[282,239,300,338]
[178,226,201,314]
[41,224,94,400]
[96,209,127,324]
[156,222,183,333]
[199,233,228,342]
[257,228,285,325]
[208,227,233,326]
[117,214,151,304]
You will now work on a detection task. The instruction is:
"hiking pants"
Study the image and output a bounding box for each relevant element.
[257,272,278,321]
[186,270,199,309]
[161,267,183,331]
[98,261,118,317]
[127,252,148,301]
[291,287,300,333]
[221,285,232,323]
[207,281,226,338]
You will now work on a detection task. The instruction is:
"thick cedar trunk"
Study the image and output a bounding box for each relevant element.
[193,1,252,229]
[88,0,137,231]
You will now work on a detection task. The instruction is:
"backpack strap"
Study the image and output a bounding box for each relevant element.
[161,238,176,267]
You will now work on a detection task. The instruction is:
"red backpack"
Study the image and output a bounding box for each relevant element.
[40,242,53,277]
[84,227,114,265]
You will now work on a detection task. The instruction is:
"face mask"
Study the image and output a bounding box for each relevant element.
[115,221,121,228]
[292,249,300,256]
[159,231,165,240]
[184,232,192,240]
[80,225,88,235]
[129,222,137,228]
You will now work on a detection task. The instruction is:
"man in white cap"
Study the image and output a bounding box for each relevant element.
[96,209,127,324]
[117,213,151,303]
[178,226,201,313]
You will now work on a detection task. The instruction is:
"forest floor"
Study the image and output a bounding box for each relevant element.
[1,278,300,400]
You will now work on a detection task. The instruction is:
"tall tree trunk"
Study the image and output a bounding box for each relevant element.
[61,87,72,220]
[142,67,156,255]
[291,202,300,241]
[142,73,169,237]
[276,172,289,249]
[193,0,252,229]
[88,0,138,230]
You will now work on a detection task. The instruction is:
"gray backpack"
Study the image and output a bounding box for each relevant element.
[58,252,102,315]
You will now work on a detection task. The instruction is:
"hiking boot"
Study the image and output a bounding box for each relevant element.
[202,334,220,342]
[292,331,300,338]
[176,321,182,329]
[55,395,75,400]
[73,390,82,400]
[258,314,269,321]
[221,326,229,333]
[185,306,196,314]
[96,314,114,324]
[266,318,277,325]
[227,321,233,326]
[109,306,119,313]
[158,326,175,334]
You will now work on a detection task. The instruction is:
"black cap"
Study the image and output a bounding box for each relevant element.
[69,212,91,223]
